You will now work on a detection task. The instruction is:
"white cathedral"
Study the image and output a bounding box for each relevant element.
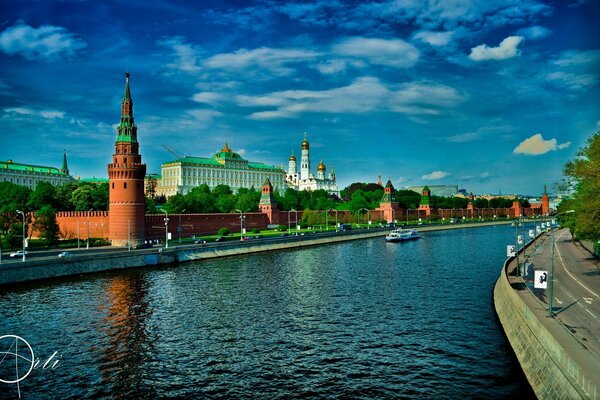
[286,134,339,196]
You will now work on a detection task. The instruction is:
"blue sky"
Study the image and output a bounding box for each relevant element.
[0,0,599,196]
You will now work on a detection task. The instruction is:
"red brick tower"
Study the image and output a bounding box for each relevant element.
[108,73,147,247]
[418,186,431,217]
[467,192,475,218]
[541,184,550,216]
[512,199,523,218]
[259,177,279,224]
[376,179,401,223]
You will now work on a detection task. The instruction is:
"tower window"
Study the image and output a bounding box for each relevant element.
[124,182,127,189]
[124,157,127,164]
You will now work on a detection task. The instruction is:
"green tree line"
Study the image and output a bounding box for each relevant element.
[557,132,599,245]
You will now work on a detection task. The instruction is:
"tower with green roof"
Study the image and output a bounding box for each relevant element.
[107,73,147,247]
[259,177,279,224]
[418,186,431,217]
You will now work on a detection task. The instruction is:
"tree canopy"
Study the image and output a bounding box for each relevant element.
[558,132,600,241]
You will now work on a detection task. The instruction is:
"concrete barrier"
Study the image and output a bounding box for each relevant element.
[494,239,599,399]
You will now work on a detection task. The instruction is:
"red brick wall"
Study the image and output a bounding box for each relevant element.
[55,211,110,239]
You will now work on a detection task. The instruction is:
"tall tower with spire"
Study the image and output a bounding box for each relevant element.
[300,133,310,181]
[107,73,147,247]
[541,184,550,215]
[60,150,69,175]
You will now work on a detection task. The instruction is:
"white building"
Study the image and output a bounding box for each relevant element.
[286,134,339,196]
[0,152,75,189]
[155,143,287,197]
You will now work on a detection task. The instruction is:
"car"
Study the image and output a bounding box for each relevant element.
[194,239,207,244]
[58,251,74,258]
[135,242,154,249]
[9,250,27,258]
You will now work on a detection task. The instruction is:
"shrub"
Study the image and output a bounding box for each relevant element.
[250,228,260,234]
[217,227,230,236]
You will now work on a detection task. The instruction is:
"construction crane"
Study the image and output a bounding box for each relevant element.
[161,144,184,159]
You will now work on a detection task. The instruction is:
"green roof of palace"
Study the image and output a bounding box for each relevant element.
[1,160,68,175]
[79,177,109,183]
[164,155,284,172]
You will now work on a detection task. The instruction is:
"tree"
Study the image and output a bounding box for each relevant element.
[33,205,59,245]
[27,181,57,210]
[70,185,95,211]
[561,132,600,241]
[0,182,31,213]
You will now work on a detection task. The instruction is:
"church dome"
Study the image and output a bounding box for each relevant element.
[317,160,326,172]
[301,138,309,150]
[289,154,296,161]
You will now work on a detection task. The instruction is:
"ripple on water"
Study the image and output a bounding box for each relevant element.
[0,225,535,399]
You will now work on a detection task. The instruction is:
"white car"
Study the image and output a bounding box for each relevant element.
[58,251,74,258]
[9,250,28,258]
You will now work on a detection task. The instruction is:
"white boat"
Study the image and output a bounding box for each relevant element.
[385,228,421,242]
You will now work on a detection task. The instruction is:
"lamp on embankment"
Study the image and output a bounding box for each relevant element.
[15,210,26,262]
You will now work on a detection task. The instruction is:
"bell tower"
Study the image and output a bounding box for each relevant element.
[108,72,147,247]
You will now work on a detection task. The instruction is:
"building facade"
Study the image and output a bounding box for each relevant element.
[107,73,147,247]
[155,143,287,197]
[286,134,339,196]
[0,152,75,189]
[405,184,458,197]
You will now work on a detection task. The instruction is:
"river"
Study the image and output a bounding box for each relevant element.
[0,224,535,399]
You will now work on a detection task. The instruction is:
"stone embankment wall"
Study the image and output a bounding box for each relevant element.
[494,245,599,399]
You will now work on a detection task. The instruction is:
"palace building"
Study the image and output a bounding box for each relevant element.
[286,133,339,196]
[155,143,287,197]
[0,152,75,189]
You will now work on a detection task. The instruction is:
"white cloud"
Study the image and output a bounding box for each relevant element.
[546,72,598,91]
[0,22,86,61]
[516,26,552,40]
[469,36,524,61]
[413,30,453,46]
[4,107,65,119]
[315,59,349,74]
[237,77,463,119]
[332,37,419,68]
[158,37,202,73]
[422,170,449,180]
[597,120,600,129]
[513,133,571,155]
[447,132,480,143]
[204,47,320,75]
[554,49,600,67]
[185,109,223,122]
[191,92,227,105]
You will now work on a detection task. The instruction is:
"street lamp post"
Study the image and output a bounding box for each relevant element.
[15,210,25,262]
[160,209,169,248]
[288,209,297,235]
[87,208,92,250]
[235,209,245,241]
[329,208,338,231]
[178,209,186,243]
[514,217,523,276]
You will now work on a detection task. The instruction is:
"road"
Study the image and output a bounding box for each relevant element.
[524,228,600,356]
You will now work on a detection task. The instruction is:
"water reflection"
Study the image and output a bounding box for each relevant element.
[94,273,157,398]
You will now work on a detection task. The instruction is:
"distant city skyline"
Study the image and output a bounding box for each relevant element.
[0,1,598,195]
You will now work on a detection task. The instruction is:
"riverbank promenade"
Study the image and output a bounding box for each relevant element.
[495,229,600,399]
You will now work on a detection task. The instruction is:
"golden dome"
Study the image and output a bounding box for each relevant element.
[289,154,296,161]
[301,133,309,150]
[221,142,232,153]
[317,160,326,172]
